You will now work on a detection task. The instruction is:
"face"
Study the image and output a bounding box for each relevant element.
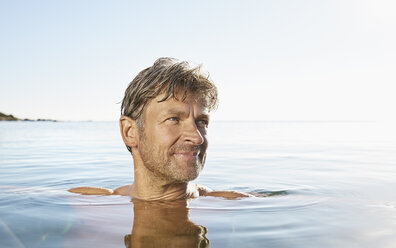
[136,91,209,183]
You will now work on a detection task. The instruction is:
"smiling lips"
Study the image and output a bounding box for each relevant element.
[173,151,200,160]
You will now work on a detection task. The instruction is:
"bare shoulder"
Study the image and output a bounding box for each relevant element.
[68,184,134,196]
[205,190,253,199]
[113,184,134,196]
[196,184,254,199]
[68,186,114,195]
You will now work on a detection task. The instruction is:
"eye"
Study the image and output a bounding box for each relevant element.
[196,119,208,128]
[167,117,179,123]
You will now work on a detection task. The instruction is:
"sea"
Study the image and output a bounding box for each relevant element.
[1,120,396,247]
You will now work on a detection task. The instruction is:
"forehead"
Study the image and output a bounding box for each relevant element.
[146,91,209,115]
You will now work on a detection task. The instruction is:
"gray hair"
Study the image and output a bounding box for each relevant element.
[121,57,218,120]
[121,57,218,151]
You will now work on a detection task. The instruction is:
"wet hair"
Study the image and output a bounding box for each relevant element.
[121,57,218,152]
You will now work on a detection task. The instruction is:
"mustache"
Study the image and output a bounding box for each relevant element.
[169,145,202,154]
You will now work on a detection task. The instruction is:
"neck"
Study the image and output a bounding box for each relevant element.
[131,152,198,201]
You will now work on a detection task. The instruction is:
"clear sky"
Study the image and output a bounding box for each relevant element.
[1,0,395,121]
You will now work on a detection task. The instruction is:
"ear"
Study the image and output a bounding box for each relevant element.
[119,116,139,148]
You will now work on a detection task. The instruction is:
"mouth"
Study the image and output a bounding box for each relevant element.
[173,151,200,161]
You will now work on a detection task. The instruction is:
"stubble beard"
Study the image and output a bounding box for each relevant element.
[138,129,206,183]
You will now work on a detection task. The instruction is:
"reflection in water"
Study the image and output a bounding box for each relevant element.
[124,199,209,248]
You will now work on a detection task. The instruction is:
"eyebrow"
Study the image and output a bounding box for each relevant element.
[196,113,210,121]
[160,109,188,118]
[160,109,210,120]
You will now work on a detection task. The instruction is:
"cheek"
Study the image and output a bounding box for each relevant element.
[203,135,208,147]
[201,131,208,146]
[153,126,180,146]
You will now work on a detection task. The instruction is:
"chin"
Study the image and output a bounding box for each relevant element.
[167,157,204,182]
[174,167,202,182]
[178,171,201,182]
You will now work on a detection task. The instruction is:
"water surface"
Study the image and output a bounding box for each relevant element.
[1,121,396,247]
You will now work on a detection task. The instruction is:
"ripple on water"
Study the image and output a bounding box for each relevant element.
[0,185,131,208]
[188,188,327,214]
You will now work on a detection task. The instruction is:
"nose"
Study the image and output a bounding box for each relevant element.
[183,121,205,145]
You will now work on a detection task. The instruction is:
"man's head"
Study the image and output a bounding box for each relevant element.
[121,57,217,127]
[120,57,218,183]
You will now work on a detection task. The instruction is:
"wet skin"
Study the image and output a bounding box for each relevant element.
[69,91,253,200]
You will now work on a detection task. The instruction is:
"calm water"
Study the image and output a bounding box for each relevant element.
[1,121,396,247]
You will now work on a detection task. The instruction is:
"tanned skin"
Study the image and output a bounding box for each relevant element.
[69,92,253,200]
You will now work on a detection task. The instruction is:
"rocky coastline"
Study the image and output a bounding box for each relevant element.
[0,112,57,122]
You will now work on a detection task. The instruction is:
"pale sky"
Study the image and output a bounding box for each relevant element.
[1,0,395,121]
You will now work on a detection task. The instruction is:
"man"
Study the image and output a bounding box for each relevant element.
[69,57,251,200]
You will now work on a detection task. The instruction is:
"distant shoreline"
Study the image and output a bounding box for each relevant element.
[0,112,58,122]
